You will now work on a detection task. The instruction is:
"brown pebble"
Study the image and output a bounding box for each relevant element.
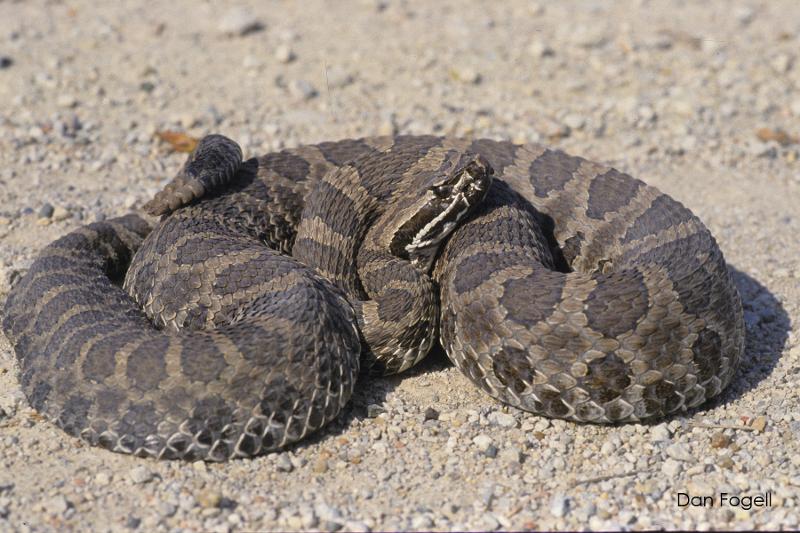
[710,431,731,448]
[196,490,222,508]
[313,458,329,474]
[717,456,735,470]
[750,416,767,432]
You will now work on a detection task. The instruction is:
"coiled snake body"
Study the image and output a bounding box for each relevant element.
[2,135,744,460]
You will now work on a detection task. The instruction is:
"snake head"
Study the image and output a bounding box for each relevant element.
[389,150,493,272]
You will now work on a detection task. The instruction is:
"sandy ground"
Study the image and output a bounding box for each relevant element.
[1,1,799,531]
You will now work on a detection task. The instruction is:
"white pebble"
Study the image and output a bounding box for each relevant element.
[275,453,294,472]
[650,423,672,442]
[528,39,554,58]
[662,458,683,476]
[472,434,493,451]
[549,493,569,517]
[666,443,695,462]
[487,411,516,428]
[128,465,153,484]
[218,8,263,36]
[56,94,78,108]
[563,113,586,131]
[46,495,71,515]
[275,45,295,64]
[770,53,793,74]
[289,79,318,100]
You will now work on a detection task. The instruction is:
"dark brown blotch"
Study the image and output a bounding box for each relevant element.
[452,251,507,294]
[180,336,227,383]
[583,353,632,404]
[316,138,382,167]
[529,149,584,198]
[586,169,642,220]
[28,381,53,411]
[621,194,695,244]
[692,327,722,383]
[57,395,93,435]
[500,271,565,328]
[83,330,135,382]
[126,336,169,390]
[585,269,649,338]
[376,288,414,323]
[491,346,533,394]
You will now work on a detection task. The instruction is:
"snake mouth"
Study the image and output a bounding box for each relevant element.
[390,154,493,271]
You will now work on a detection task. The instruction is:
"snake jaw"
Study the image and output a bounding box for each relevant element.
[392,154,493,272]
[406,192,471,271]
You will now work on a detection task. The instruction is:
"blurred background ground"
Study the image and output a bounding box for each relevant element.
[0,1,799,531]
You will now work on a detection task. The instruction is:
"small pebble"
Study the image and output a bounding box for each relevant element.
[411,515,433,529]
[342,520,370,532]
[550,493,569,518]
[662,458,683,476]
[472,434,493,452]
[487,411,516,428]
[289,79,318,100]
[710,432,731,448]
[218,8,263,36]
[45,495,71,515]
[423,407,439,421]
[452,67,481,84]
[666,443,695,462]
[38,203,54,219]
[313,457,329,474]
[56,94,78,108]
[0,56,12,69]
[275,45,295,63]
[128,466,153,484]
[770,54,793,74]
[528,39,554,58]
[563,113,586,131]
[570,26,608,48]
[196,490,222,509]
[275,453,294,472]
[650,424,672,442]
[734,6,756,25]
[51,206,70,221]
[498,446,522,464]
[325,66,354,89]
[366,404,385,418]
[751,416,767,432]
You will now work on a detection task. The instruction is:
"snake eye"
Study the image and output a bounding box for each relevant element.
[432,184,452,198]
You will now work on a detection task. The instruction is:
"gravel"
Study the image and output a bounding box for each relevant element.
[1,1,799,531]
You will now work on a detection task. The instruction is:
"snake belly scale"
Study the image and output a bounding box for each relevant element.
[1,134,744,461]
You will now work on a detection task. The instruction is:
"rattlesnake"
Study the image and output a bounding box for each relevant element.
[2,134,744,461]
